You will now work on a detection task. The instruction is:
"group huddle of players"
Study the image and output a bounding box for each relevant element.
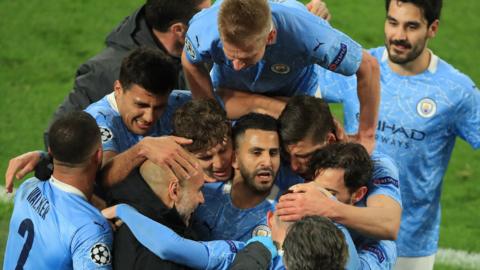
[3,0,479,270]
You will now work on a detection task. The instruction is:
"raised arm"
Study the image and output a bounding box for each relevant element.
[181,51,214,99]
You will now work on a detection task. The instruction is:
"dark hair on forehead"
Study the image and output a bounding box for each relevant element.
[119,46,176,96]
[279,96,335,147]
[48,111,100,165]
[145,0,205,32]
[307,142,373,193]
[385,0,442,26]
[232,113,278,149]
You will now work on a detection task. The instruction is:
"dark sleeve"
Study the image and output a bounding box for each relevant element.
[228,242,271,270]
[34,152,53,180]
[113,224,189,270]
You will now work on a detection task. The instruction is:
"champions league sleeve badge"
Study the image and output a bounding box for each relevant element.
[99,127,113,143]
[416,98,437,118]
[90,243,111,266]
[185,37,197,61]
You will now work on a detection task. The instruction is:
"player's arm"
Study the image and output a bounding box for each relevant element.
[103,204,210,269]
[71,221,113,269]
[217,88,288,119]
[100,136,194,188]
[354,51,380,153]
[181,51,214,99]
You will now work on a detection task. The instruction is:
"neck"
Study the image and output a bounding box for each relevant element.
[388,47,431,76]
[51,164,97,200]
[230,175,269,209]
[152,28,180,58]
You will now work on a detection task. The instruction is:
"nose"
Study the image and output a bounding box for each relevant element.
[212,154,224,170]
[143,108,155,123]
[393,27,407,41]
[290,158,300,172]
[260,153,273,169]
[232,59,246,71]
[198,192,205,205]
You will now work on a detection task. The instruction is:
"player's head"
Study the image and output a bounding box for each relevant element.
[115,47,176,136]
[48,111,102,168]
[173,99,234,181]
[283,216,348,270]
[145,0,211,57]
[278,96,336,179]
[384,0,441,65]
[218,0,277,71]
[232,113,280,194]
[140,159,205,226]
[307,142,373,204]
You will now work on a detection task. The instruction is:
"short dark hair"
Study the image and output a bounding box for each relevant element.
[119,46,176,96]
[385,0,442,26]
[48,111,100,165]
[283,216,348,270]
[232,113,278,149]
[279,96,335,147]
[308,143,373,193]
[145,0,205,32]
[173,99,231,153]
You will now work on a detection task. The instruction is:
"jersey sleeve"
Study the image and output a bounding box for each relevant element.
[357,239,397,270]
[202,240,245,270]
[367,152,402,207]
[71,220,113,269]
[335,224,360,270]
[453,82,480,149]
[116,204,210,269]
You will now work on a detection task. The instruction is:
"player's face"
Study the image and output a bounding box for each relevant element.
[223,39,268,71]
[176,174,205,226]
[285,138,326,179]
[384,0,433,65]
[235,129,280,193]
[115,82,169,135]
[312,168,354,204]
[193,137,234,181]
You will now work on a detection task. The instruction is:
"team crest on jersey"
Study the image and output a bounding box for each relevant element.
[416,98,437,118]
[100,127,113,143]
[90,243,111,266]
[271,63,290,74]
[185,37,197,61]
[252,225,271,237]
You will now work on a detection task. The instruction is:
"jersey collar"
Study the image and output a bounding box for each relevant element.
[50,176,87,200]
[381,47,439,74]
[106,92,119,113]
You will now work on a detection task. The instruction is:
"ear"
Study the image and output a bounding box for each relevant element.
[113,80,123,95]
[350,186,368,204]
[326,132,337,144]
[428,19,439,38]
[267,211,274,229]
[266,29,277,45]
[167,181,179,208]
[170,22,187,37]
[232,151,239,169]
[47,147,52,156]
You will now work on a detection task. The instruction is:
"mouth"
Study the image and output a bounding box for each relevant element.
[135,119,152,130]
[255,170,274,182]
[213,170,229,179]
[390,42,411,53]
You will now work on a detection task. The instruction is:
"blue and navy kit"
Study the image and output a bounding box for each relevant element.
[319,46,480,256]
[84,90,192,153]
[4,178,113,269]
[184,0,363,96]
[193,182,276,242]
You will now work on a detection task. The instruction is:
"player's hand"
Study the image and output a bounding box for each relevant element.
[306,0,331,21]
[348,133,375,154]
[101,205,123,231]
[276,182,335,222]
[5,151,43,193]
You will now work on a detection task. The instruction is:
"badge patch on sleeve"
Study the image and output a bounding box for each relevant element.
[372,177,399,188]
[362,245,385,263]
[252,225,271,237]
[185,37,197,61]
[90,243,111,265]
[328,43,347,71]
[99,127,113,143]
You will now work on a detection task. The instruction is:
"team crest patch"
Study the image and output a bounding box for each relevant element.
[271,63,290,74]
[100,127,113,143]
[185,37,197,61]
[252,225,271,237]
[90,243,111,266]
[416,98,436,118]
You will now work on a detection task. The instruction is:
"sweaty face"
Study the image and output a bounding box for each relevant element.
[175,175,205,226]
[235,129,280,194]
[285,138,325,179]
[384,0,431,65]
[223,38,268,71]
[115,82,169,135]
[312,168,354,205]
[194,138,234,181]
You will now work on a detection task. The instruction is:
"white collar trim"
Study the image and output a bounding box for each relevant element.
[50,176,87,200]
[381,48,438,74]
[106,92,119,113]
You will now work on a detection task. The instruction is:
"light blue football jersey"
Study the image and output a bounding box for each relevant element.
[193,182,276,242]
[184,0,362,97]
[4,178,113,269]
[84,90,192,153]
[319,46,480,256]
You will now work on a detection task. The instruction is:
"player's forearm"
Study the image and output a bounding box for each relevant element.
[355,51,380,146]
[330,199,401,240]
[218,88,287,119]
[100,145,146,188]
[181,51,214,99]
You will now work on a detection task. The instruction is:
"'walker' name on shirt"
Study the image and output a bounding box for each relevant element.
[26,187,50,220]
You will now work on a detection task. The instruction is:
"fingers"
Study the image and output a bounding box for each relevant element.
[169,135,193,145]
[101,206,117,220]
